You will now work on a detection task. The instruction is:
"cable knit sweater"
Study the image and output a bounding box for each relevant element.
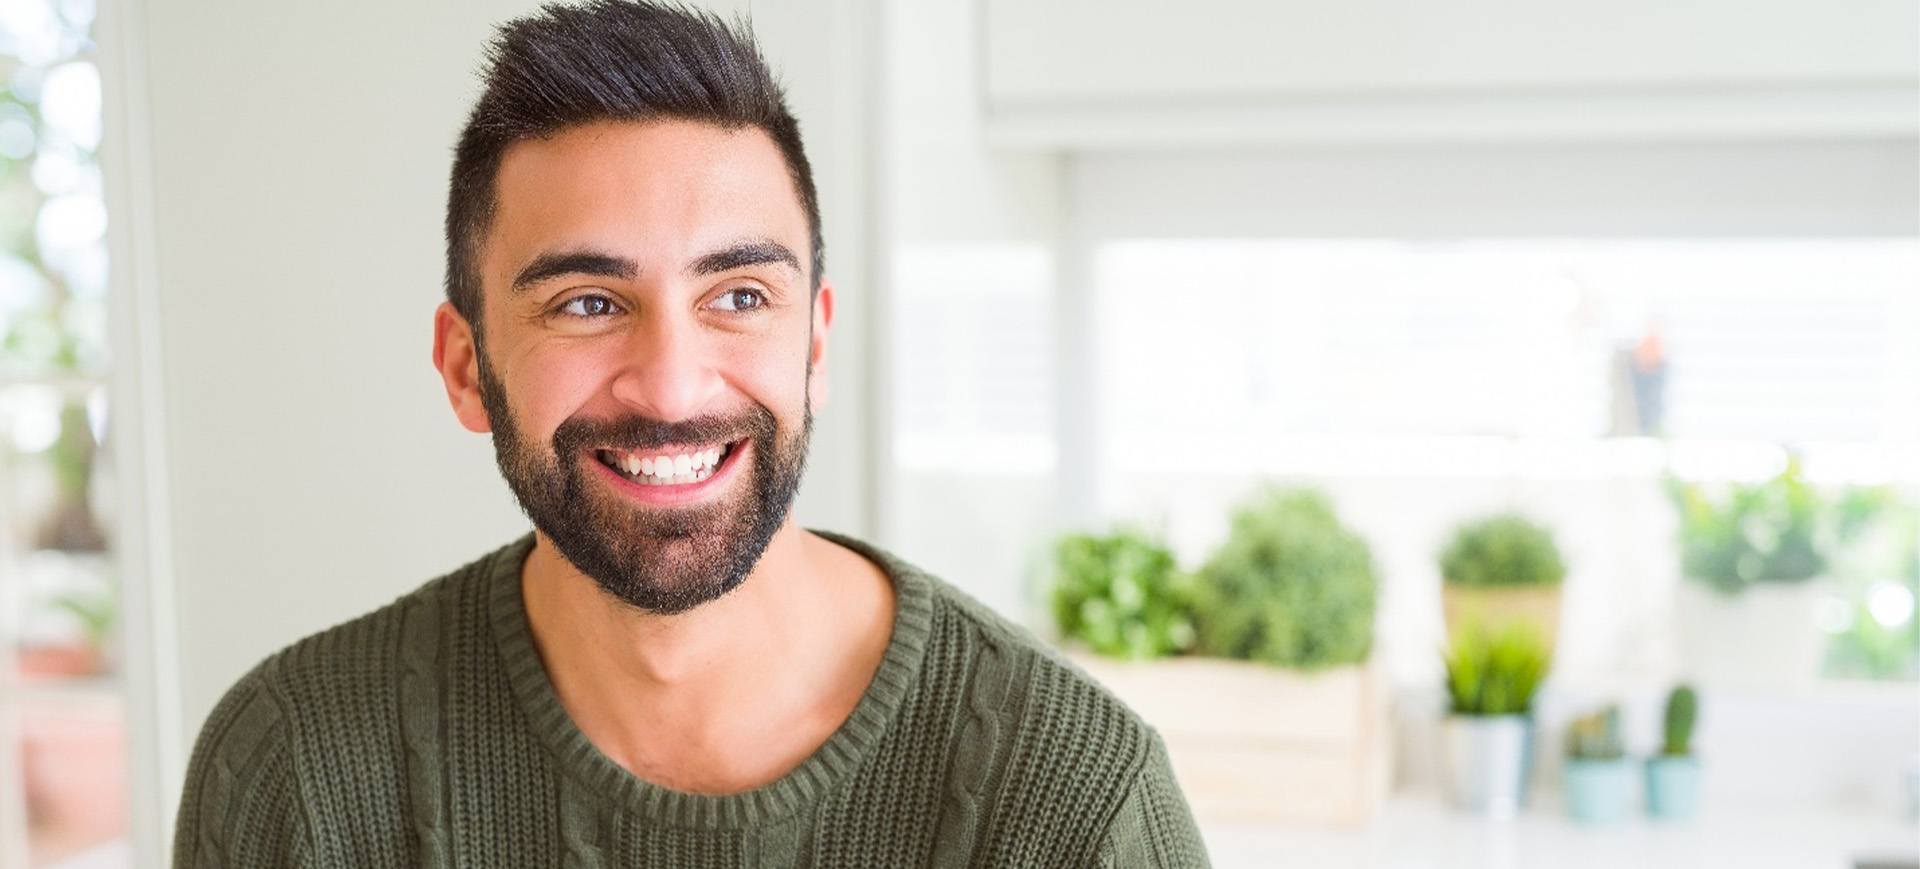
[172,529,1211,867]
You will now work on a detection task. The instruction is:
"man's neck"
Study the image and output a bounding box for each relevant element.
[525,523,817,689]
[517,521,895,793]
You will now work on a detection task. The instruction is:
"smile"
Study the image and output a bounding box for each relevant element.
[593,439,743,487]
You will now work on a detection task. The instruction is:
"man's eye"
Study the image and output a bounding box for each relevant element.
[710,288,766,313]
[557,294,619,318]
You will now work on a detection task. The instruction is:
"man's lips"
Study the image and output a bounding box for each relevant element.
[583,437,750,505]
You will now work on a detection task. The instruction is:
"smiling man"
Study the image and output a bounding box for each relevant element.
[172,2,1206,867]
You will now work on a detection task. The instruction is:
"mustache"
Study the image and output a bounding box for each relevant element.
[550,406,777,455]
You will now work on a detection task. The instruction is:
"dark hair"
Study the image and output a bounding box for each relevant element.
[444,0,822,345]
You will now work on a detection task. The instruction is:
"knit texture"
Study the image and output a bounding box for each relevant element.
[173,530,1211,868]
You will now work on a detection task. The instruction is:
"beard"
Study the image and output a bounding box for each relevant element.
[475,345,813,615]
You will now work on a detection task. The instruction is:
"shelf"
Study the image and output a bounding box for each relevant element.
[0,372,110,395]
[1201,790,1920,869]
[0,676,121,708]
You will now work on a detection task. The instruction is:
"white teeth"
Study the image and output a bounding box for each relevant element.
[635,463,715,486]
[604,445,728,486]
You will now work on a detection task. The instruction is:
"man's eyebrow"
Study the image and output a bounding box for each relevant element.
[686,239,801,278]
[510,249,638,295]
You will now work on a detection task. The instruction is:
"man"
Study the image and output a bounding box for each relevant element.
[173,2,1208,866]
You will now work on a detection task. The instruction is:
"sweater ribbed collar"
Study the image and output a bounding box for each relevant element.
[485,527,936,829]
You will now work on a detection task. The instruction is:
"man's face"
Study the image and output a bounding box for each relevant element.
[440,119,831,615]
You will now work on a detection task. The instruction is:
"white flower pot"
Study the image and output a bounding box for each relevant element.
[1676,578,1830,690]
[1443,714,1533,819]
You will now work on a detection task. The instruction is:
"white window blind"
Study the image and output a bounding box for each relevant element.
[1092,238,1920,480]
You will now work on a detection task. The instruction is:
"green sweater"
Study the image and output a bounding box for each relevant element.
[173,530,1210,867]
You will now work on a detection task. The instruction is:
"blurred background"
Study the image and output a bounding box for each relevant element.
[0,0,1913,866]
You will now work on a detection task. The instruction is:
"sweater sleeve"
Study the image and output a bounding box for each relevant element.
[172,664,311,868]
[1095,729,1212,868]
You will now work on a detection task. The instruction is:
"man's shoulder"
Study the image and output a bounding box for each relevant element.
[176,536,527,864]
[819,530,1162,793]
[835,534,1171,858]
[198,534,524,739]
[930,570,1159,766]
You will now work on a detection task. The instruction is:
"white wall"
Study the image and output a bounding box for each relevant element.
[986,0,1919,100]
[983,0,1920,148]
[108,0,876,858]
[878,0,1069,623]
[1071,140,1920,239]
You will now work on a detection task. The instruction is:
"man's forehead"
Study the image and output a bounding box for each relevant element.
[483,119,808,287]
[501,116,777,169]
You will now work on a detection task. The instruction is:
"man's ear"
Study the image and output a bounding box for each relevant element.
[433,301,493,434]
[806,280,835,410]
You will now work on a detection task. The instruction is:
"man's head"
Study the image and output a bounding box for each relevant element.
[431,0,833,615]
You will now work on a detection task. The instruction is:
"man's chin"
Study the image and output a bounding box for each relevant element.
[545,528,744,612]
[589,494,737,541]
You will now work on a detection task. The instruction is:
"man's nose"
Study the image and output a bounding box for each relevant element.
[607,312,724,422]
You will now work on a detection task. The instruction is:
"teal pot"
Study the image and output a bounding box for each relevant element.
[1564,758,1635,823]
[1645,755,1701,821]
[1907,757,1919,823]
[1443,715,1533,819]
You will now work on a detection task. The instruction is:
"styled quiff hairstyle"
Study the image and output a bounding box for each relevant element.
[443,0,823,346]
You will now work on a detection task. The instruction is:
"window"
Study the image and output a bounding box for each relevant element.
[0,0,127,864]
[888,234,1920,687]
[1090,237,1918,686]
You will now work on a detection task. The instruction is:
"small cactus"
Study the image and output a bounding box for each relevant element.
[1566,704,1625,761]
[1662,684,1698,756]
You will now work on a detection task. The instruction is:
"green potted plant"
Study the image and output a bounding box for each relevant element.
[1563,704,1634,823]
[1048,526,1196,661]
[1055,488,1390,825]
[1668,454,1891,686]
[1644,684,1701,821]
[1823,503,1920,681]
[17,584,117,678]
[1439,513,1566,649]
[1442,619,1551,819]
[1190,487,1376,670]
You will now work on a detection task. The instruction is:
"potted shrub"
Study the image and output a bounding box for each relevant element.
[1563,704,1634,823]
[1049,526,1196,660]
[1439,513,1566,649]
[1644,684,1701,821]
[1056,488,1390,825]
[1441,619,1551,819]
[1668,454,1890,687]
[1189,488,1376,671]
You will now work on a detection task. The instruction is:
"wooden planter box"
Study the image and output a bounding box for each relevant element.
[1066,652,1391,826]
